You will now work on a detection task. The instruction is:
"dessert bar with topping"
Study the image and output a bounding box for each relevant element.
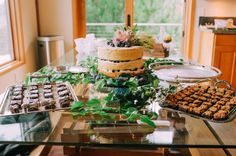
[164,84,236,121]
[3,82,77,115]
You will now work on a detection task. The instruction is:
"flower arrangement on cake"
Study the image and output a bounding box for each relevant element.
[97,26,158,78]
[107,25,155,48]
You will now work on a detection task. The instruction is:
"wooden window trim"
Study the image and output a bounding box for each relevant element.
[183,0,196,60]
[72,0,86,40]
[125,0,134,27]
[0,60,13,67]
[0,0,25,75]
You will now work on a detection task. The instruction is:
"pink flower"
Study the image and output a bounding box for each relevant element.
[114,29,131,42]
[124,30,132,40]
[112,38,118,45]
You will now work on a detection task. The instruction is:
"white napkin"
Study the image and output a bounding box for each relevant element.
[74,34,107,63]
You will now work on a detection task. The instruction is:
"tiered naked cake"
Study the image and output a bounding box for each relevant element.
[97,46,144,78]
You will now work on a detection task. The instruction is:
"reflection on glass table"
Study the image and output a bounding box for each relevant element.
[0,112,52,143]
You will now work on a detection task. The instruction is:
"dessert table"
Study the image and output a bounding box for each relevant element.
[0,49,235,156]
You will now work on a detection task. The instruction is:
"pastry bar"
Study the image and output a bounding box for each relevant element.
[7,83,76,114]
[164,84,236,121]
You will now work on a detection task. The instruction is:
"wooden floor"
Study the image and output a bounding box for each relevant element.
[31,146,232,156]
[48,146,64,156]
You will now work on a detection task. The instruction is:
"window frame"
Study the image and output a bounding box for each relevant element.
[0,0,25,75]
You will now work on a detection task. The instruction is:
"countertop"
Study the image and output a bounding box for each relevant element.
[199,26,236,34]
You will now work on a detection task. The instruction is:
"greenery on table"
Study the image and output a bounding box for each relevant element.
[25,57,182,127]
[24,66,89,85]
[74,57,160,127]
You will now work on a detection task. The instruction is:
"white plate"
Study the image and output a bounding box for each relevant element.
[149,63,221,83]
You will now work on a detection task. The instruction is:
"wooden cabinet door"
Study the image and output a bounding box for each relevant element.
[213,45,236,88]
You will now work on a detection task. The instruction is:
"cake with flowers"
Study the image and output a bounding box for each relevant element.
[97,26,146,78]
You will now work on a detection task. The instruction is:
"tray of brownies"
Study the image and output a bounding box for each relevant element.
[160,81,236,122]
[0,82,78,116]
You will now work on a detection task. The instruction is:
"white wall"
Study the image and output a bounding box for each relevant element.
[37,0,73,52]
[0,0,38,93]
[198,0,236,17]
[191,0,236,63]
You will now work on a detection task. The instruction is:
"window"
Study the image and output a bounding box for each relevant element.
[0,0,25,74]
[134,0,184,50]
[84,0,185,51]
[86,0,125,39]
[0,0,13,65]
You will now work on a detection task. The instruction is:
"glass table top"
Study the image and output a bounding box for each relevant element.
[0,49,235,148]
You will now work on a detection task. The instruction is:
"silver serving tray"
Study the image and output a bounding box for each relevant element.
[149,62,222,83]
[0,82,78,116]
[159,81,236,123]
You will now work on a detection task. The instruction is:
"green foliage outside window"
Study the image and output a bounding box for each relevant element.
[86,0,184,50]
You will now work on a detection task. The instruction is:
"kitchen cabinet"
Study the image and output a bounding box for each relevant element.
[212,35,236,88]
